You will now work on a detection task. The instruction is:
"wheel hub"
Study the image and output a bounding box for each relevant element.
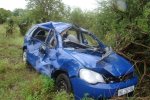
[58,80,67,91]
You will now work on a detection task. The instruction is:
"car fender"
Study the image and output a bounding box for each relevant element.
[52,49,83,78]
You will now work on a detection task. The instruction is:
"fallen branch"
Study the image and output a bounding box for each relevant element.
[135,51,150,56]
[120,43,133,52]
[117,51,135,62]
[131,42,150,50]
[139,61,147,84]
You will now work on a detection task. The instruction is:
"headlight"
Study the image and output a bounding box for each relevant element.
[79,69,105,84]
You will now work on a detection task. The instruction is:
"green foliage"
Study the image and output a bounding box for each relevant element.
[13,9,25,16]
[0,8,12,24]
[13,9,33,35]
[67,8,99,39]
[92,0,150,48]
[40,75,54,92]
[26,0,66,22]
[20,75,55,100]
[53,91,73,100]
[5,17,15,37]
[69,8,86,26]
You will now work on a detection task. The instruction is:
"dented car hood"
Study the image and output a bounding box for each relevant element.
[67,50,134,77]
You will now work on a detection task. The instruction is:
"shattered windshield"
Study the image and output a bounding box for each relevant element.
[62,27,100,50]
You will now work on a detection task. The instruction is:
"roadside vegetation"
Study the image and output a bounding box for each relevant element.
[0,0,150,99]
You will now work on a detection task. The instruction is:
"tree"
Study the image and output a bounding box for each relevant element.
[13,9,33,35]
[5,17,15,37]
[13,9,25,16]
[26,0,66,23]
[95,0,150,47]
[0,8,12,24]
[69,8,86,26]
[68,8,97,32]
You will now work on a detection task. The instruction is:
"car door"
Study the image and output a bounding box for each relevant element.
[36,30,57,76]
[27,27,49,67]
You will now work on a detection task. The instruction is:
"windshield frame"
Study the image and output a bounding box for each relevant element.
[61,26,106,50]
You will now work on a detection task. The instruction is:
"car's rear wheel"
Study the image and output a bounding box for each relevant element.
[22,49,32,69]
[56,73,72,93]
[23,50,27,62]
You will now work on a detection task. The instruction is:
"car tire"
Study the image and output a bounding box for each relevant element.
[22,49,32,69]
[56,73,72,93]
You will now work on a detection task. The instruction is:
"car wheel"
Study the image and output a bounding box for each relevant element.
[23,50,27,62]
[22,50,31,69]
[56,73,72,93]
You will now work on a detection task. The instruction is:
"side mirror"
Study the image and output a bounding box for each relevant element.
[39,44,46,54]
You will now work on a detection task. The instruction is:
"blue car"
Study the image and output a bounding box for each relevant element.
[22,21,138,99]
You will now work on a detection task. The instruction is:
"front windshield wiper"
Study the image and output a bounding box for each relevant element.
[98,47,113,62]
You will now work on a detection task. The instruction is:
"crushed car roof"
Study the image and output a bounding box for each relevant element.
[38,21,72,33]
[37,21,106,48]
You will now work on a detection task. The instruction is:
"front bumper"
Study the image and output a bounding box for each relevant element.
[71,76,138,99]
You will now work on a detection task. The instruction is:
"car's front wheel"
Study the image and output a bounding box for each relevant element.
[56,73,72,93]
